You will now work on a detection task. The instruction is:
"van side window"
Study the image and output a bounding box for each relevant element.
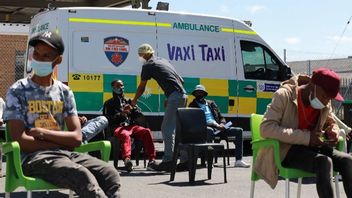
[240,41,280,81]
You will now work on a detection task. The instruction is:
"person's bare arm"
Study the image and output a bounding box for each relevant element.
[131,80,147,106]
[27,115,82,149]
[9,119,65,153]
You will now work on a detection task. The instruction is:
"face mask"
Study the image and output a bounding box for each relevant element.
[138,56,146,64]
[113,87,124,95]
[31,58,54,77]
[309,86,325,110]
[195,95,206,103]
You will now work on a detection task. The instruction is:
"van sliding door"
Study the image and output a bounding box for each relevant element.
[155,12,236,119]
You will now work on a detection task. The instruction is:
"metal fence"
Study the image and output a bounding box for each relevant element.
[288,59,352,121]
[0,34,28,100]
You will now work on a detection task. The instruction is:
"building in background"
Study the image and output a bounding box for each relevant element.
[0,23,29,99]
[288,58,352,119]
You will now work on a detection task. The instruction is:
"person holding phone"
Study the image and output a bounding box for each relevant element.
[257,68,352,197]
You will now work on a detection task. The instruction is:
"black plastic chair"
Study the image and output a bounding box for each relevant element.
[170,108,227,183]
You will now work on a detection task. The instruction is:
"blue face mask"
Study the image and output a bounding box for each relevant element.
[31,59,54,77]
[113,87,124,95]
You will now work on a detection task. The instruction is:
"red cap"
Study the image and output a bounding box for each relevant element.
[311,67,344,101]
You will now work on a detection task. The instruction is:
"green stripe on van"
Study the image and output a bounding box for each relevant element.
[183,77,200,94]
[238,80,256,97]
[74,92,103,111]
[206,96,228,113]
[103,74,137,93]
[256,98,271,114]
[228,80,237,97]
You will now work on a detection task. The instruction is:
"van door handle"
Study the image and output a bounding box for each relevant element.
[243,85,255,92]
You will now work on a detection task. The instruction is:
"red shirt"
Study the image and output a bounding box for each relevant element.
[297,89,320,130]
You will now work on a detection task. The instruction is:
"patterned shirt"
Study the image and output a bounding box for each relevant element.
[3,77,77,130]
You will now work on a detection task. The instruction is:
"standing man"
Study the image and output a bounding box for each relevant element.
[103,79,158,172]
[189,85,250,168]
[257,68,352,197]
[131,44,187,170]
[4,31,121,197]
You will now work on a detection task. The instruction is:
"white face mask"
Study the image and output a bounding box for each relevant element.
[309,85,326,110]
[138,56,146,64]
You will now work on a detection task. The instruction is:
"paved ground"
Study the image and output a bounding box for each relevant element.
[0,143,349,198]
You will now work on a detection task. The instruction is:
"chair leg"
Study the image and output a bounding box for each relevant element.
[188,148,197,183]
[335,175,340,198]
[250,181,255,198]
[170,147,179,181]
[135,140,142,167]
[207,149,214,180]
[285,179,290,198]
[226,140,230,165]
[27,191,32,198]
[297,178,302,198]
[112,136,120,168]
[223,149,227,183]
[5,192,10,198]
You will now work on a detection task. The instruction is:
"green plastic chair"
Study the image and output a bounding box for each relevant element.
[250,113,343,198]
[3,123,111,198]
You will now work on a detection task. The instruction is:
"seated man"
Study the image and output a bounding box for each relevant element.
[103,79,158,172]
[258,68,352,197]
[189,85,250,168]
[3,31,121,197]
[79,115,108,144]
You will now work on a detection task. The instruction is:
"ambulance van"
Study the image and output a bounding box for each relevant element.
[26,7,293,140]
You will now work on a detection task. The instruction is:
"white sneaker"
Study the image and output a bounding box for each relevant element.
[234,160,250,168]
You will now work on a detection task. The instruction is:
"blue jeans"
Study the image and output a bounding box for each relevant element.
[82,116,108,143]
[161,91,187,162]
[207,126,244,160]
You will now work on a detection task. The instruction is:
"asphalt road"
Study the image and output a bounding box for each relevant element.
[0,142,349,198]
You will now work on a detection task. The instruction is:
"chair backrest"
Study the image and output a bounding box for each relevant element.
[176,108,207,144]
[250,114,264,141]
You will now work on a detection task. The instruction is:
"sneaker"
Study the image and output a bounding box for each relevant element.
[124,158,133,172]
[234,160,250,168]
[155,161,173,172]
[147,160,159,171]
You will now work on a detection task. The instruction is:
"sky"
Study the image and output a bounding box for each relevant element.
[130,0,352,62]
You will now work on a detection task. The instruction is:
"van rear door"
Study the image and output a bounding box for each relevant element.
[67,9,157,114]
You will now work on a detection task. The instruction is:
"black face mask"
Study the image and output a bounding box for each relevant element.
[195,96,205,102]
